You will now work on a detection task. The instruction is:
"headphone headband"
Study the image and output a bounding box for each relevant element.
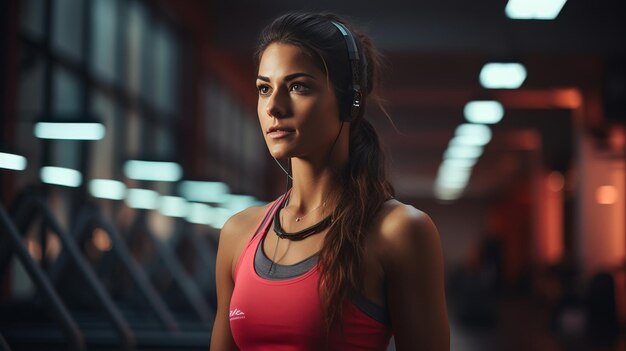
[331,21,364,122]
[331,21,360,62]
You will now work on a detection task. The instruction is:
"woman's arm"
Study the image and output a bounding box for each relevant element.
[210,215,240,351]
[210,205,267,350]
[380,205,450,350]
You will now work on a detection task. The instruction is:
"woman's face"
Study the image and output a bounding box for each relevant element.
[256,43,342,161]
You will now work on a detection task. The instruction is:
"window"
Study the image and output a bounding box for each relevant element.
[90,0,120,83]
[52,66,83,115]
[126,1,148,96]
[90,92,117,179]
[154,25,178,114]
[15,0,182,209]
[52,0,85,61]
[19,0,45,39]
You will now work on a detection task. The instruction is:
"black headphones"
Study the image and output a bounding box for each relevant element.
[331,21,366,122]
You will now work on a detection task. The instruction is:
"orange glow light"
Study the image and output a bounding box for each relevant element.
[548,171,564,192]
[26,238,42,261]
[45,232,62,260]
[92,228,112,251]
[596,185,618,205]
[555,88,582,109]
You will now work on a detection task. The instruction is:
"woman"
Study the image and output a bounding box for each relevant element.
[211,12,449,350]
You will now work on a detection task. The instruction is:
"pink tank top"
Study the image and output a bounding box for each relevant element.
[229,195,393,351]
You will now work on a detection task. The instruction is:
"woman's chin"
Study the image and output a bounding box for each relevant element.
[268,146,294,160]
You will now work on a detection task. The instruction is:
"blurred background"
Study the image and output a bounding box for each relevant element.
[1,0,625,350]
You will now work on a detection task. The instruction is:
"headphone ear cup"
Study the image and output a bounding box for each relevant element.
[341,89,361,122]
[351,90,362,121]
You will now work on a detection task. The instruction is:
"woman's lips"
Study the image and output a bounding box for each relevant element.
[267,126,295,139]
[268,130,294,139]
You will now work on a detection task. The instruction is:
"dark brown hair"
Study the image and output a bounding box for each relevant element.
[255,12,395,332]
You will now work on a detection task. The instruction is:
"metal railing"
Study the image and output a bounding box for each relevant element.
[0,204,85,351]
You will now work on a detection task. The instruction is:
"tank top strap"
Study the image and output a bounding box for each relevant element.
[234,192,288,280]
[244,191,288,249]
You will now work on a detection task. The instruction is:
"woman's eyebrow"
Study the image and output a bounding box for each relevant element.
[256,72,316,82]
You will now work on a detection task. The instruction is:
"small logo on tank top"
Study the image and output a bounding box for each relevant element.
[229,308,246,320]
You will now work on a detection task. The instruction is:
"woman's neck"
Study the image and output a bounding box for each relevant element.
[287,150,346,214]
[286,121,350,213]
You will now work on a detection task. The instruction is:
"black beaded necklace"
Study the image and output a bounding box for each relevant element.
[273,201,332,241]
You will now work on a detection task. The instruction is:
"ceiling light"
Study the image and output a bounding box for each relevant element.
[186,202,214,225]
[222,194,258,212]
[464,101,504,124]
[435,163,472,193]
[449,134,491,148]
[437,170,471,187]
[452,124,492,146]
[443,145,484,159]
[34,122,106,140]
[123,160,182,182]
[479,63,527,89]
[442,158,478,169]
[179,181,230,203]
[434,185,463,201]
[126,188,159,209]
[40,166,82,187]
[505,0,568,20]
[0,152,27,171]
[159,196,189,218]
[438,165,472,179]
[89,179,126,200]
[211,207,233,229]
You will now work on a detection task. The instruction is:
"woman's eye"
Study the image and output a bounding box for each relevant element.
[290,83,309,93]
[257,85,271,95]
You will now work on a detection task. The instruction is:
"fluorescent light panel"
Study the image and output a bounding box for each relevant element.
[444,145,483,159]
[438,167,474,192]
[179,181,230,203]
[185,202,235,229]
[126,188,159,209]
[89,179,126,200]
[437,172,470,187]
[34,122,106,140]
[438,164,472,177]
[40,166,82,187]
[464,101,504,124]
[211,207,233,229]
[452,124,492,146]
[442,158,477,169]
[505,0,568,20]
[159,196,189,218]
[124,160,182,182]
[186,202,214,225]
[434,186,463,201]
[480,63,527,89]
[437,178,469,189]
[0,152,27,171]
[223,194,257,212]
[435,193,462,201]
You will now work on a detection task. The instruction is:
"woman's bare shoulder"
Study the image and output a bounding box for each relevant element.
[217,202,274,276]
[374,200,449,349]
[373,199,442,269]
[220,202,272,244]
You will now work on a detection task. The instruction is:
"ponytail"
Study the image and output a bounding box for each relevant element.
[318,116,394,333]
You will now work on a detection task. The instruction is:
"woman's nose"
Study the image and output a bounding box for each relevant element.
[266,105,283,118]
[266,89,288,118]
